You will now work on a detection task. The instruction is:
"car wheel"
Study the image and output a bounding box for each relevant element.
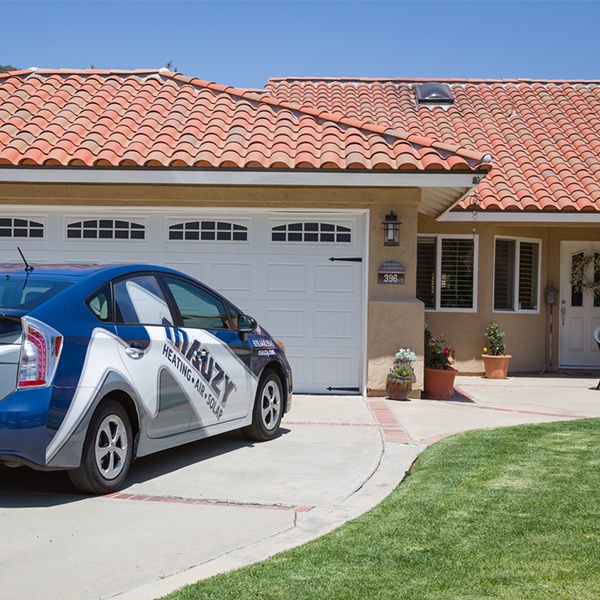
[242,370,284,441]
[68,399,133,495]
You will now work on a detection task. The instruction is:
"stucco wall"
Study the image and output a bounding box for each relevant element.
[419,215,600,375]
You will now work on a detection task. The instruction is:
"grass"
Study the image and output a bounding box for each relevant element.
[161,419,600,600]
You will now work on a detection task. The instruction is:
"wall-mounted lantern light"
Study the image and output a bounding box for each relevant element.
[383,211,401,246]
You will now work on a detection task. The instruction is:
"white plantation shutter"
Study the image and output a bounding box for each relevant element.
[440,238,474,309]
[494,238,540,312]
[417,236,476,311]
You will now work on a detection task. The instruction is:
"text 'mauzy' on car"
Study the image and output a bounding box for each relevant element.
[0,262,292,494]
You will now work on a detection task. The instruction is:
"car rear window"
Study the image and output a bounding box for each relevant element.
[0,278,73,310]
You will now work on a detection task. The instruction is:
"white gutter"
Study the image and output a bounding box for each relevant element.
[439,211,600,223]
[0,167,484,189]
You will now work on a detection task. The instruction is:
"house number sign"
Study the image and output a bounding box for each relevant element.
[378,261,405,284]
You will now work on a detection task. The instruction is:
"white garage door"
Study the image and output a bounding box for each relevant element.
[0,209,366,394]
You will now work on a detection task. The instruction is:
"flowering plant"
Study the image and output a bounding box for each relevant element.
[424,325,455,370]
[389,347,417,378]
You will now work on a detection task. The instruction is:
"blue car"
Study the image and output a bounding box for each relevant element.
[0,263,292,494]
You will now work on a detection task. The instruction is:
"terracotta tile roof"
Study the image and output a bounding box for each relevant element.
[264,77,600,212]
[0,69,491,173]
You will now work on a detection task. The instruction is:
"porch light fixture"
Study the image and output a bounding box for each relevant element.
[383,211,401,246]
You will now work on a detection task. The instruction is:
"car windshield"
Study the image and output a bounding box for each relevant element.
[0,277,73,310]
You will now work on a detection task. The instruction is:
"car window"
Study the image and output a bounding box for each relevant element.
[86,284,112,323]
[114,275,174,326]
[0,278,73,310]
[164,276,231,330]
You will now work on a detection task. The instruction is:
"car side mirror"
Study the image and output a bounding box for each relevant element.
[238,315,257,340]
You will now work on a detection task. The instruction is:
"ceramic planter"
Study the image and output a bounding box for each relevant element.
[423,367,457,400]
[482,354,511,379]
[386,375,412,401]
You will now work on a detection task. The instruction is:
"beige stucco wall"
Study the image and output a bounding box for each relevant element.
[418,215,600,375]
[0,180,424,395]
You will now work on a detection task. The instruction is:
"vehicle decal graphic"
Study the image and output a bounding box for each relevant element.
[46,325,258,464]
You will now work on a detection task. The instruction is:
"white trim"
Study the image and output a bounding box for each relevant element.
[0,167,482,189]
[492,236,542,314]
[361,210,370,397]
[440,211,600,223]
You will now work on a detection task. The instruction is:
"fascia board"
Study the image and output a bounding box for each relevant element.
[0,167,484,189]
[439,211,600,223]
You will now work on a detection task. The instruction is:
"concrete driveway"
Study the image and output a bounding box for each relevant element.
[2,374,600,600]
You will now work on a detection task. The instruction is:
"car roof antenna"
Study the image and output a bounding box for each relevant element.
[17,247,34,273]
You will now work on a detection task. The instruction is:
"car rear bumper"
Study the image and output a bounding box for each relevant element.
[0,387,51,468]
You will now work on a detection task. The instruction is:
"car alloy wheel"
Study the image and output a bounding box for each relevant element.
[69,399,133,495]
[242,370,284,441]
[94,413,128,480]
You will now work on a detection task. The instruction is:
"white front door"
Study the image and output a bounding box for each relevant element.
[559,241,600,367]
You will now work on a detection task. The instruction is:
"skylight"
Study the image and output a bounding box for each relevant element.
[414,82,454,105]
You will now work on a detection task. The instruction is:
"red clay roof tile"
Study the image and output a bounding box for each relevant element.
[264,77,600,212]
[0,70,492,180]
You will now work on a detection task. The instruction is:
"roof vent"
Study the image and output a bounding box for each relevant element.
[414,82,454,105]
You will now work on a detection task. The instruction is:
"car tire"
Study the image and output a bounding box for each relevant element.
[68,399,133,495]
[242,370,284,442]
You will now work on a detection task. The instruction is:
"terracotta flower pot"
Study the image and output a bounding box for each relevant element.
[482,354,511,379]
[423,367,457,400]
[386,375,412,401]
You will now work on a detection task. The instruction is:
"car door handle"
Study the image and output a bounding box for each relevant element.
[125,343,144,359]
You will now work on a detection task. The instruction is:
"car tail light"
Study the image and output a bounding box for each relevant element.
[18,317,63,388]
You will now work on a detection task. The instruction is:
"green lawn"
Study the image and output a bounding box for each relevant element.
[162,419,600,600]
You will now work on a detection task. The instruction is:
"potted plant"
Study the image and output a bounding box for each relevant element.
[423,324,456,399]
[482,322,511,379]
[386,347,417,401]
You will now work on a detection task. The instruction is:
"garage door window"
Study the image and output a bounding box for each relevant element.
[169,221,248,242]
[66,219,145,240]
[0,218,44,238]
[271,222,352,243]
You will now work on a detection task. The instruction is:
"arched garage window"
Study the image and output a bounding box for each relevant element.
[66,219,145,240]
[0,218,44,238]
[271,222,352,243]
[168,221,248,242]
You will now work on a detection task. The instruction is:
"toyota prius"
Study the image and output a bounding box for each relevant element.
[0,264,292,494]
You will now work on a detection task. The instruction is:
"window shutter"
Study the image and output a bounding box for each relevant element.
[518,242,538,310]
[440,239,474,309]
[494,240,515,310]
[416,237,436,309]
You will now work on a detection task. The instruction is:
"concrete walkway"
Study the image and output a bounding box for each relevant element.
[2,374,599,600]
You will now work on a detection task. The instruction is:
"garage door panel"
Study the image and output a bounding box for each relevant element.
[315,263,357,293]
[7,210,365,394]
[267,263,306,292]
[209,262,252,292]
[313,355,358,387]
[314,310,355,339]
[265,308,306,338]
[163,261,205,283]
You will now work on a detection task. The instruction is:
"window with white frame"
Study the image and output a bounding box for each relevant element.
[0,218,44,238]
[493,237,540,312]
[66,219,145,240]
[417,235,477,311]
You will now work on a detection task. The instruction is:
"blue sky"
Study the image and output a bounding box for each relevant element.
[1,1,599,88]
